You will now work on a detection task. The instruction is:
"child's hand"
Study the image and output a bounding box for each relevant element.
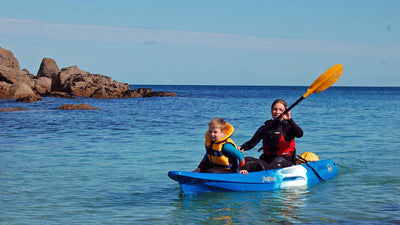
[238,146,244,152]
[239,170,248,175]
[192,168,201,172]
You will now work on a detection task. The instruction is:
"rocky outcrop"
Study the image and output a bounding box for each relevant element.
[56,66,131,98]
[0,46,177,102]
[58,103,100,110]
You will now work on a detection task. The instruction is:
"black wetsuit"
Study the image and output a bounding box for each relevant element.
[241,119,303,170]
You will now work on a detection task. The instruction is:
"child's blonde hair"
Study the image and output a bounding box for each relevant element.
[208,118,227,131]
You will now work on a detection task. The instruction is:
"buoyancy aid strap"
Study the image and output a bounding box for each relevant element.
[297,154,324,181]
[205,140,234,170]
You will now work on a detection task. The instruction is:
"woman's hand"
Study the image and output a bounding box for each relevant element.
[282,109,291,120]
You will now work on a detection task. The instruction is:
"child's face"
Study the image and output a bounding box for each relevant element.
[208,127,225,141]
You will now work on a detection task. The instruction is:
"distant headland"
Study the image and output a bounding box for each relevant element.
[0,45,177,103]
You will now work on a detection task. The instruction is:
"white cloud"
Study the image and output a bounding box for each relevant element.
[1,18,397,57]
[1,18,398,86]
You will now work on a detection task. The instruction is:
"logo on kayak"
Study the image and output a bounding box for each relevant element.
[328,164,332,173]
[262,176,277,183]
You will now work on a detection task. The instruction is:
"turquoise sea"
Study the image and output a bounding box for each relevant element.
[1,85,399,224]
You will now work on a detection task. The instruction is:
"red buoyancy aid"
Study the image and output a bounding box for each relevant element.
[262,133,296,157]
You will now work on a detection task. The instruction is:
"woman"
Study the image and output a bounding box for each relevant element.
[239,99,303,170]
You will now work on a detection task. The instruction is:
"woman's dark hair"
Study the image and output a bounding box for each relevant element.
[271,99,287,111]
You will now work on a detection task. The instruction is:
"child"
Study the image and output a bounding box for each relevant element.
[193,118,248,175]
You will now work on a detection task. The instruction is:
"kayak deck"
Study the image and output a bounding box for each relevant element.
[168,159,338,195]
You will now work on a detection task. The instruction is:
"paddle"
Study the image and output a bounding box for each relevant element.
[276,64,343,120]
[278,64,343,180]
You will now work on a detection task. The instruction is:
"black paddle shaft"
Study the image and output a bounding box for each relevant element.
[275,96,305,121]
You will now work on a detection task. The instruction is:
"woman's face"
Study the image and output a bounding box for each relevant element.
[271,102,286,119]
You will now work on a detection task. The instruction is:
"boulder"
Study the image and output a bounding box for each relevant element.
[125,88,177,98]
[55,65,85,92]
[0,107,28,112]
[58,103,100,110]
[47,91,75,98]
[37,58,60,91]
[144,91,177,97]
[34,76,52,95]
[0,81,12,97]
[17,95,43,103]
[125,88,154,98]
[37,58,60,79]
[0,47,37,101]
[0,46,20,70]
[0,65,33,87]
[8,82,43,102]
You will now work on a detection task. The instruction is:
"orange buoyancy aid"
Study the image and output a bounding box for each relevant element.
[205,123,238,170]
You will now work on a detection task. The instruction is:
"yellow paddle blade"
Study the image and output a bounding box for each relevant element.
[303,64,343,98]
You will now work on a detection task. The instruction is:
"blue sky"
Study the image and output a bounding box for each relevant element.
[1,0,399,86]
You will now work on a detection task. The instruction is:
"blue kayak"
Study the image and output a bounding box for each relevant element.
[168,159,338,195]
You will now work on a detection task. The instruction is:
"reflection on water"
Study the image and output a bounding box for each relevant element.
[169,187,309,224]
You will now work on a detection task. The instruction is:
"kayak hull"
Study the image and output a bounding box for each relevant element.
[168,159,338,195]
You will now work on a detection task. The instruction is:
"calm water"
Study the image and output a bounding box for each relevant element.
[1,85,399,224]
